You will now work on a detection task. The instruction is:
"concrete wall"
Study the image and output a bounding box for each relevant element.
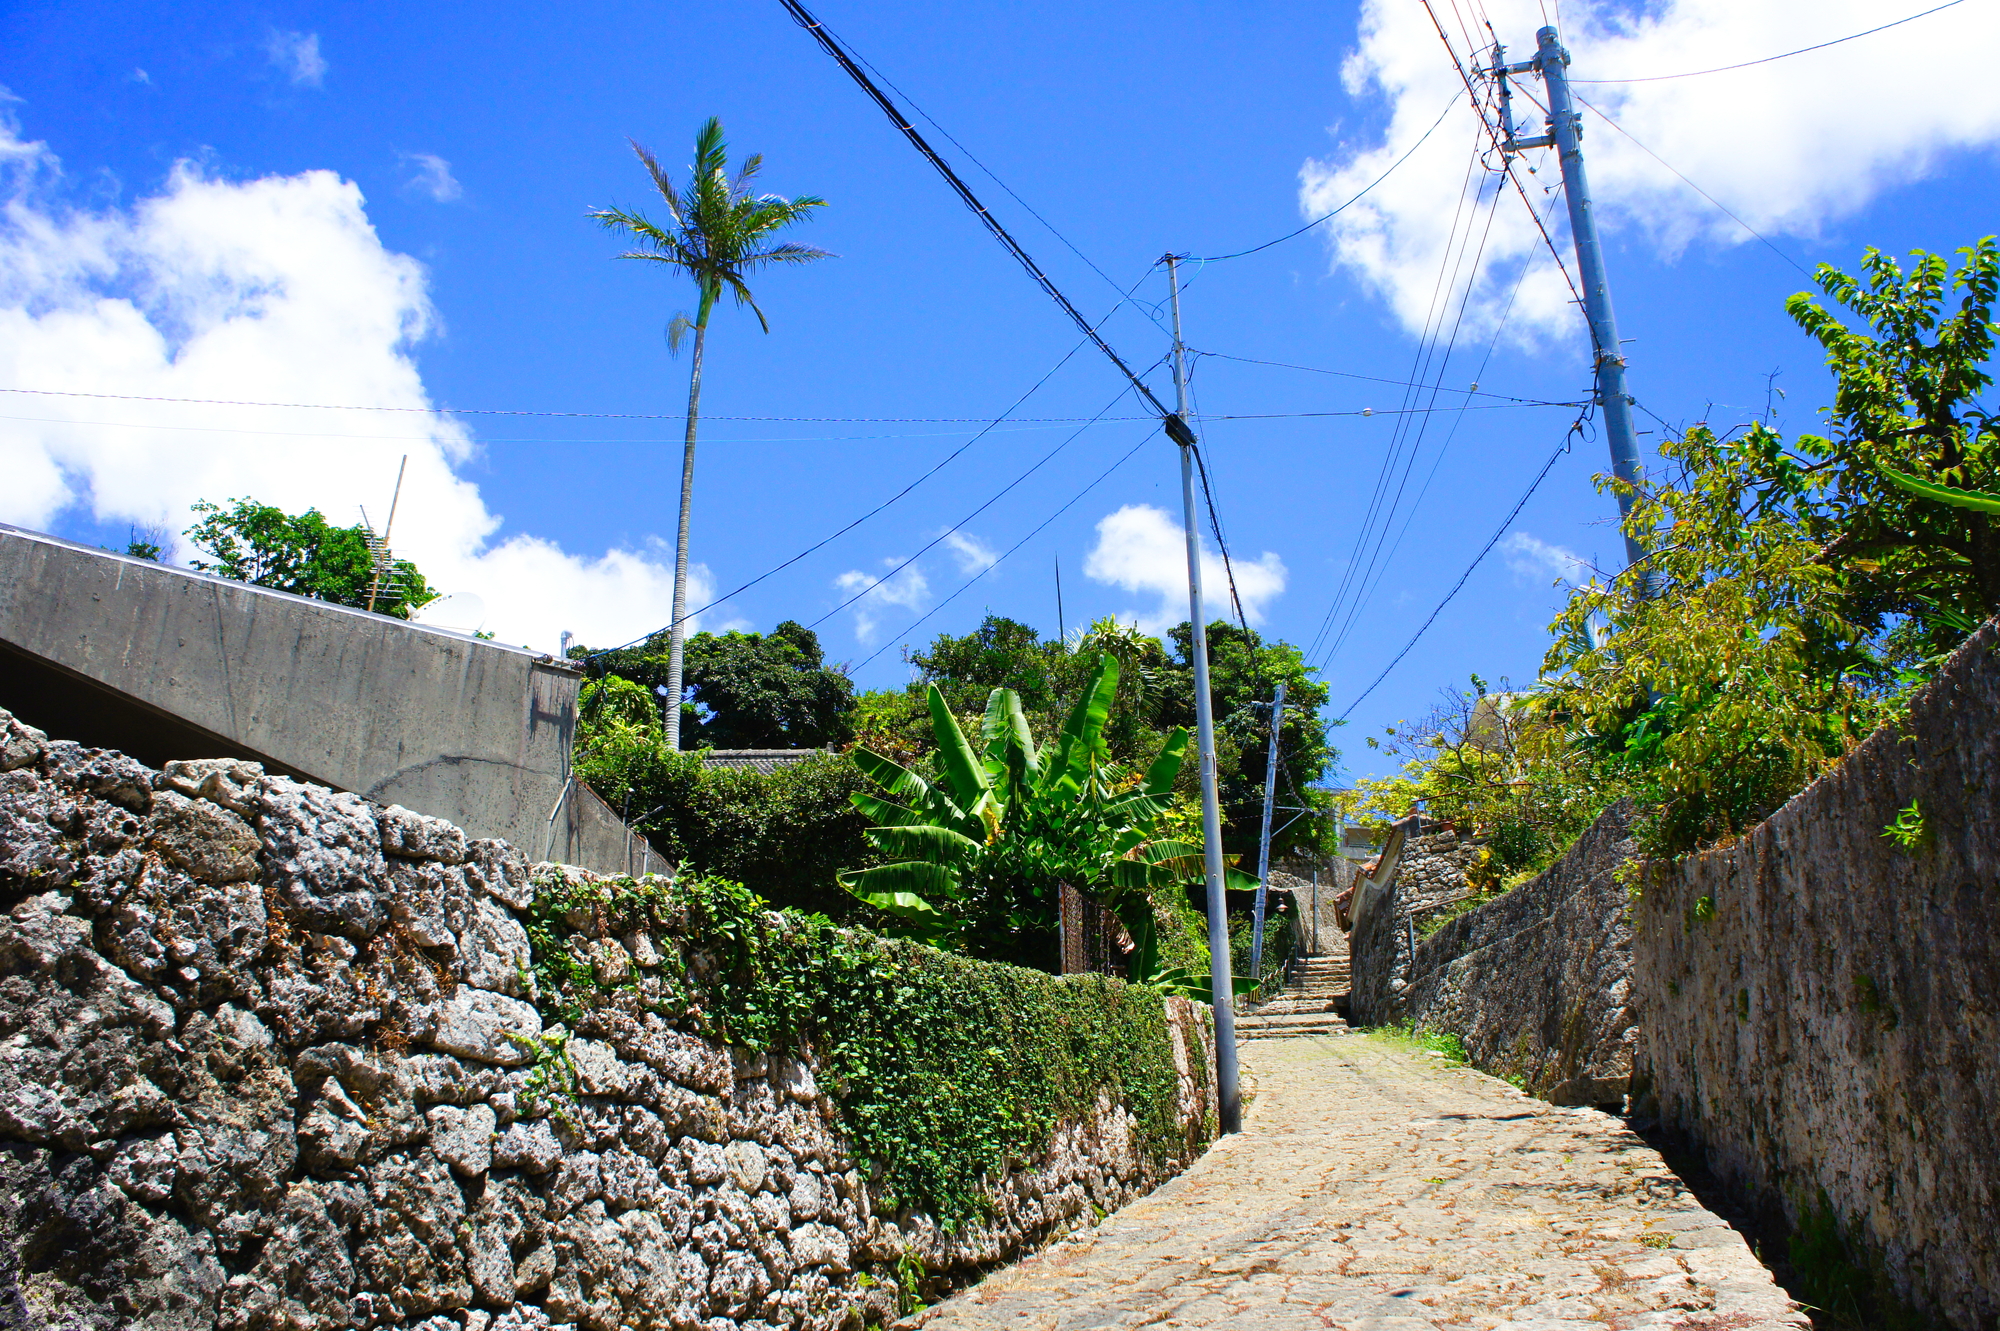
[1634,622,2000,1330]
[1403,801,1639,1107]
[0,524,640,875]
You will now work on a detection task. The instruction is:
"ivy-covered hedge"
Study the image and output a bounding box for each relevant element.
[526,870,1211,1226]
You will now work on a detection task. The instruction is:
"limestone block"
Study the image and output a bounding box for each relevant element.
[494,1118,563,1174]
[427,988,543,1065]
[147,789,261,884]
[255,777,388,938]
[380,802,470,864]
[0,708,48,772]
[466,838,534,909]
[159,757,264,813]
[428,1103,497,1176]
[42,740,155,811]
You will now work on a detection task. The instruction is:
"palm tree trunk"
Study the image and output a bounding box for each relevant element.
[662,321,706,750]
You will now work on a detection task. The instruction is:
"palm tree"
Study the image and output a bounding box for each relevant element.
[592,117,830,749]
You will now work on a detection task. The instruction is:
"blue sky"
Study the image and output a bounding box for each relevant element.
[3,0,1996,781]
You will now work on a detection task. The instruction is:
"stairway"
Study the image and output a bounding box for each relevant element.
[1236,950,1352,1040]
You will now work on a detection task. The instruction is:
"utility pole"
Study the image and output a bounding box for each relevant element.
[1250,681,1287,980]
[1492,27,1651,585]
[1165,254,1240,1135]
[1055,553,1067,645]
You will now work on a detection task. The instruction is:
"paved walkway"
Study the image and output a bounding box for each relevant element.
[911,1033,1805,1331]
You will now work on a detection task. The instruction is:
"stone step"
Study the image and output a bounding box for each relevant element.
[1236,1010,1355,1040]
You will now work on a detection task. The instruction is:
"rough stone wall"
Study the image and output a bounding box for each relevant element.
[1633,623,2000,1331]
[0,712,1215,1331]
[1347,822,1481,1025]
[1402,802,1639,1106]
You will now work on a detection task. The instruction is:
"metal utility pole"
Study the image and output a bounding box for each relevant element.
[1493,28,1650,584]
[1250,681,1287,980]
[1165,254,1240,1135]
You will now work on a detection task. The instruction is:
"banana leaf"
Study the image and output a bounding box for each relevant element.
[927,684,994,812]
[838,860,963,905]
[864,824,982,867]
[1139,727,1189,796]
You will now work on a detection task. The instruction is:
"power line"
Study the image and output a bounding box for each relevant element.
[1571,0,1967,84]
[1188,351,1571,406]
[0,385,1142,424]
[848,428,1156,670]
[778,0,1261,645]
[1336,422,1581,720]
[1193,92,1462,263]
[777,0,1179,429]
[807,372,1154,633]
[1571,92,1814,279]
[578,271,1161,662]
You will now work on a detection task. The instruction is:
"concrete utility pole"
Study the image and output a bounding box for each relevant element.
[1250,680,1287,980]
[1493,27,1650,584]
[1165,254,1241,1135]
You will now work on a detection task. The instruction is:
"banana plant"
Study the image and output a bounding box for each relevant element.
[840,653,1255,994]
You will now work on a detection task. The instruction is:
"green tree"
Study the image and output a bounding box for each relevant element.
[576,620,853,751]
[184,498,436,617]
[592,118,831,750]
[1161,621,1336,858]
[683,620,854,749]
[1391,238,2000,863]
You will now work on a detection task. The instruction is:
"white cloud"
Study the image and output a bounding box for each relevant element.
[0,121,694,654]
[130,69,151,86]
[941,528,998,576]
[1499,531,1593,584]
[1082,504,1286,633]
[267,31,326,88]
[1306,0,2000,342]
[833,559,929,645]
[400,152,461,203]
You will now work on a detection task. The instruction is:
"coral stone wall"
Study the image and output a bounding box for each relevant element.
[1634,623,2000,1331]
[1402,801,1639,1105]
[0,712,1215,1331]
[1347,823,1480,1025]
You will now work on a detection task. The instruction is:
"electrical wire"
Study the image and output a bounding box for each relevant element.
[1336,421,1581,719]
[806,370,1156,633]
[778,0,1260,646]
[1571,92,1814,279]
[1320,165,1511,666]
[1571,0,1967,84]
[1193,92,1462,263]
[1305,122,1494,667]
[0,385,1143,424]
[1186,352,1570,406]
[577,270,1163,661]
[778,0,1179,429]
[847,428,1156,671]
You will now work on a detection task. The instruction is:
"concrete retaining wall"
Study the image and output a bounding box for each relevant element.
[0,524,640,876]
[1634,623,2000,1330]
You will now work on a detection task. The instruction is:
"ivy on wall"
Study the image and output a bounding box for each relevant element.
[526,870,1210,1226]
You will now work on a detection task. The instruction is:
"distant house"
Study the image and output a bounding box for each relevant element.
[697,748,824,774]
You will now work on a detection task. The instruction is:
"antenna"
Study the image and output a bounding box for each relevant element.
[366,455,410,613]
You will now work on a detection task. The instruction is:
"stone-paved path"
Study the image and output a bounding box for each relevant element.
[909,1033,1805,1331]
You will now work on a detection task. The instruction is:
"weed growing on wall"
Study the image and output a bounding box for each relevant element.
[525,868,1207,1226]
